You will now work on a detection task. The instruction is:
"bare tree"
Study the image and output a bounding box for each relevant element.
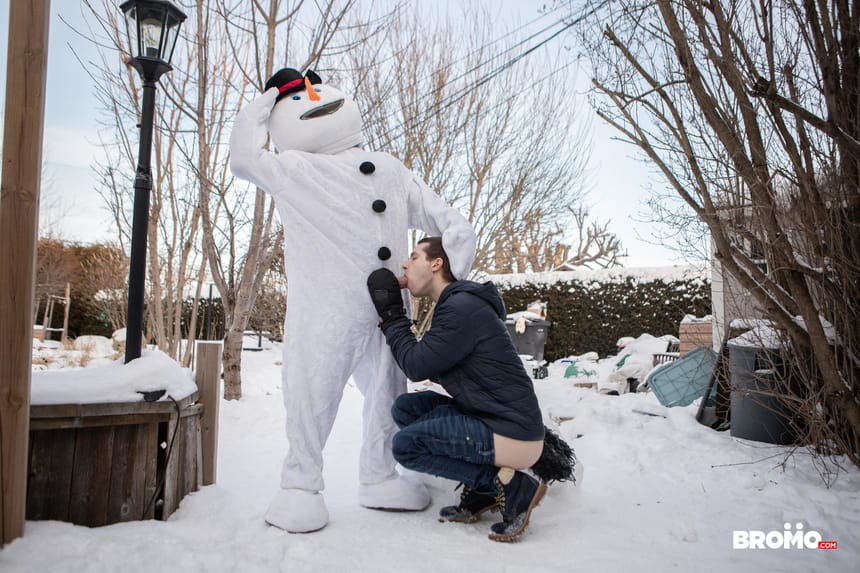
[35,164,66,240]
[580,0,860,468]
[247,232,287,341]
[344,5,617,275]
[547,206,623,270]
[34,239,75,324]
[1,137,64,240]
[79,242,130,332]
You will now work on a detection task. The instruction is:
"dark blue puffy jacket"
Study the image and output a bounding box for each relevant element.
[383,280,545,441]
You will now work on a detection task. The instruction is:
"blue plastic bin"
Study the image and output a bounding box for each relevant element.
[647,346,718,407]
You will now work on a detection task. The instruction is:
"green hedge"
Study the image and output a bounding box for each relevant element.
[495,272,711,360]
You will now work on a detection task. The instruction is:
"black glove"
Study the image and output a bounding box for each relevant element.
[367,268,407,330]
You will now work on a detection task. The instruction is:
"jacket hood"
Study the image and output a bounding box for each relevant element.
[439,280,506,320]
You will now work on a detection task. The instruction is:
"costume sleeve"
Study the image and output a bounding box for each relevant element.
[382,298,474,382]
[406,175,477,280]
[229,88,282,193]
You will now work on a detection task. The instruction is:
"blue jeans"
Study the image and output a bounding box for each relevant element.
[391,391,499,494]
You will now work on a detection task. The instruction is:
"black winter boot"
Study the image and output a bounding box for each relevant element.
[488,469,547,542]
[438,484,498,523]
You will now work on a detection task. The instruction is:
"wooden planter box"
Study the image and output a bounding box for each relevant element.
[27,393,202,527]
[679,321,713,355]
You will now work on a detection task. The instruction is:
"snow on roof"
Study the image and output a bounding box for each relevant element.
[728,322,784,349]
[505,310,546,322]
[681,314,713,324]
[729,318,775,331]
[729,316,836,347]
[480,265,708,287]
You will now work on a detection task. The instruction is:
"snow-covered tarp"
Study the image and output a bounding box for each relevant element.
[560,333,677,394]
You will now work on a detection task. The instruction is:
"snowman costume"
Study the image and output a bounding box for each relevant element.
[229,68,476,533]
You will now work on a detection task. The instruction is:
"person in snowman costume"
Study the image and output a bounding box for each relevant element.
[229,67,476,533]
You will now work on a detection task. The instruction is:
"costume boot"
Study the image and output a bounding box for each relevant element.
[265,489,329,533]
[359,474,431,511]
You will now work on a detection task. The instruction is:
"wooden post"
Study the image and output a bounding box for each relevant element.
[61,282,70,343]
[0,0,51,546]
[195,341,222,485]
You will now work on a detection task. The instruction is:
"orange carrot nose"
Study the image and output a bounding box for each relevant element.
[305,77,321,101]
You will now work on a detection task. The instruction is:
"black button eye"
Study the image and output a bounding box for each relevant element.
[292,95,301,100]
[378,247,391,261]
[360,161,376,174]
[372,200,386,213]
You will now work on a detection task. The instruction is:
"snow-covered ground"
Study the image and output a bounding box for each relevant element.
[2,337,858,572]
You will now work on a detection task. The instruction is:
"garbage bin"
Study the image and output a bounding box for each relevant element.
[728,343,804,445]
[505,317,551,378]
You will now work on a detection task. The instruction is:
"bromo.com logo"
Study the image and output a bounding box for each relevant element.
[733,523,837,550]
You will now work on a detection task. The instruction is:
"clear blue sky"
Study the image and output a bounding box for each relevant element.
[0,0,688,267]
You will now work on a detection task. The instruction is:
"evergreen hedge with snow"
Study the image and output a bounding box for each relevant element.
[490,266,711,359]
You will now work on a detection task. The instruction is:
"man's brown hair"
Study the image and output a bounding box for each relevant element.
[418,236,456,282]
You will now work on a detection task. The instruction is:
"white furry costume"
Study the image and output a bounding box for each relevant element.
[229,70,476,532]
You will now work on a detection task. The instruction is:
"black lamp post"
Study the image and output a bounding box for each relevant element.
[120,0,186,363]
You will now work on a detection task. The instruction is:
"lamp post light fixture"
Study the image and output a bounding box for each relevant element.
[120,0,186,363]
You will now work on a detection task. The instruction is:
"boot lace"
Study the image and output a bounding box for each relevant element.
[494,490,506,515]
[459,485,472,506]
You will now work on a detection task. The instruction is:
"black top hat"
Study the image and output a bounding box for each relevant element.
[264,68,323,103]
